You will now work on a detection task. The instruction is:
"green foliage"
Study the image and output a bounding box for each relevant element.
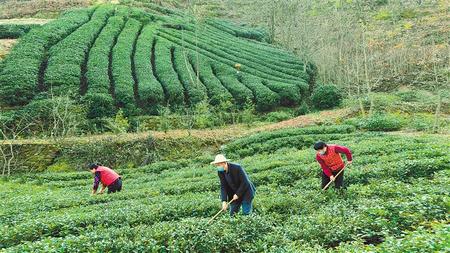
[154,38,185,107]
[188,52,233,106]
[311,84,343,109]
[240,99,257,126]
[83,93,116,119]
[172,47,208,105]
[0,8,94,105]
[211,62,253,107]
[135,24,165,112]
[0,3,316,129]
[358,113,405,131]
[224,124,356,158]
[0,23,39,39]
[0,130,448,252]
[111,109,130,133]
[111,18,141,115]
[264,110,293,122]
[84,16,124,118]
[45,6,114,95]
[157,106,172,133]
[295,101,310,116]
[193,100,214,129]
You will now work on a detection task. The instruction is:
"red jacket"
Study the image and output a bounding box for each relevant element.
[316,145,352,177]
[96,166,120,186]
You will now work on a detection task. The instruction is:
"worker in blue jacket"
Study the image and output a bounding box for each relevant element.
[211,154,256,215]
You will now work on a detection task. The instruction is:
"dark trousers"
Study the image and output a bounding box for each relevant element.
[230,198,254,216]
[107,178,122,193]
[322,170,344,189]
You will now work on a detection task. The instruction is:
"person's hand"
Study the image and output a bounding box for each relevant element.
[330,175,335,181]
[232,194,239,201]
[222,201,228,211]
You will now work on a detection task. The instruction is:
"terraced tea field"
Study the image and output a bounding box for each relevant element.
[1,125,448,252]
[0,4,313,117]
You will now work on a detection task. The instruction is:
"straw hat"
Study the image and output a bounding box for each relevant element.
[210,154,229,165]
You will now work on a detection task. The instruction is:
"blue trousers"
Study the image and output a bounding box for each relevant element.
[230,199,253,216]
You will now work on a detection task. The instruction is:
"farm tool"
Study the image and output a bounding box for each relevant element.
[207,199,235,224]
[322,163,351,191]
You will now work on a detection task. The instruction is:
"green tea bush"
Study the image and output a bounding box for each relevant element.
[153,38,185,106]
[187,52,233,106]
[112,18,141,115]
[239,74,280,111]
[172,47,208,105]
[158,29,304,85]
[134,24,165,112]
[0,8,94,105]
[0,130,448,252]
[358,113,405,131]
[0,23,39,39]
[0,3,316,119]
[85,16,125,118]
[311,84,343,109]
[211,63,253,107]
[264,110,293,122]
[45,6,114,95]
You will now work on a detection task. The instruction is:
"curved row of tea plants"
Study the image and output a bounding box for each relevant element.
[1,128,448,252]
[0,4,314,117]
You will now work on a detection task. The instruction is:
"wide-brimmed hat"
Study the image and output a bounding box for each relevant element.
[210,154,229,165]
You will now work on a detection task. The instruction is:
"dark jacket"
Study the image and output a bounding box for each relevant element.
[218,163,256,202]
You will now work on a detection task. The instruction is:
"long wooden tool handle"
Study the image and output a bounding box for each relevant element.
[207,199,235,224]
[322,165,347,191]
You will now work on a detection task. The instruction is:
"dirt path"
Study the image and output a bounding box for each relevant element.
[0,19,52,25]
[3,108,353,145]
[0,39,17,59]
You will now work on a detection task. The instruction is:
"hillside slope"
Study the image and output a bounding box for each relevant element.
[0,3,314,118]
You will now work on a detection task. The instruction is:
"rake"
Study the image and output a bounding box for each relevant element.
[207,199,235,224]
[322,164,350,191]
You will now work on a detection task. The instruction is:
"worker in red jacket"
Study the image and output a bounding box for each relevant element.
[314,141,352,189]
[88,163,122,195]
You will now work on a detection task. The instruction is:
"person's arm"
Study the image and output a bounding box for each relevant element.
[316,154,332,177]
[98,184,107,194]
[335,145,352,162]
[218,172,228,202]
[236,166,251,198]
[218,172,230,211]
[92,171,101,195]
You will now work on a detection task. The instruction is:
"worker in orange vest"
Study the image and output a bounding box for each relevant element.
[88,163,122,195]
[314,141,352,189]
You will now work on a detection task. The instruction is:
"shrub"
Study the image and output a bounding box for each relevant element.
[172,46,207,106]
[45,6,114,95]
[211,62,253,107]
[153,38,185,106]
[0,23,39,39]
[84,16,124,117]
[134,24,165,112]
[83,93,116,119]
[188,52,233,106]
[358,113,405,131]
[295,101,310,116]
[264,111,293,122]
[0,7,94,105]
[311,84,342,109]
[111,18,141,115]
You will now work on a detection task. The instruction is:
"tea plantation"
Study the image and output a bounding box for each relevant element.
[1,125,448,252]
[0,3,313,117]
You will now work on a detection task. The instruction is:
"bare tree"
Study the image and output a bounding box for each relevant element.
[0,117,34,177]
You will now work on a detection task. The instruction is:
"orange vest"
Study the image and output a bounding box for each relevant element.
[318,145,344,171]
[96,166,120,186]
